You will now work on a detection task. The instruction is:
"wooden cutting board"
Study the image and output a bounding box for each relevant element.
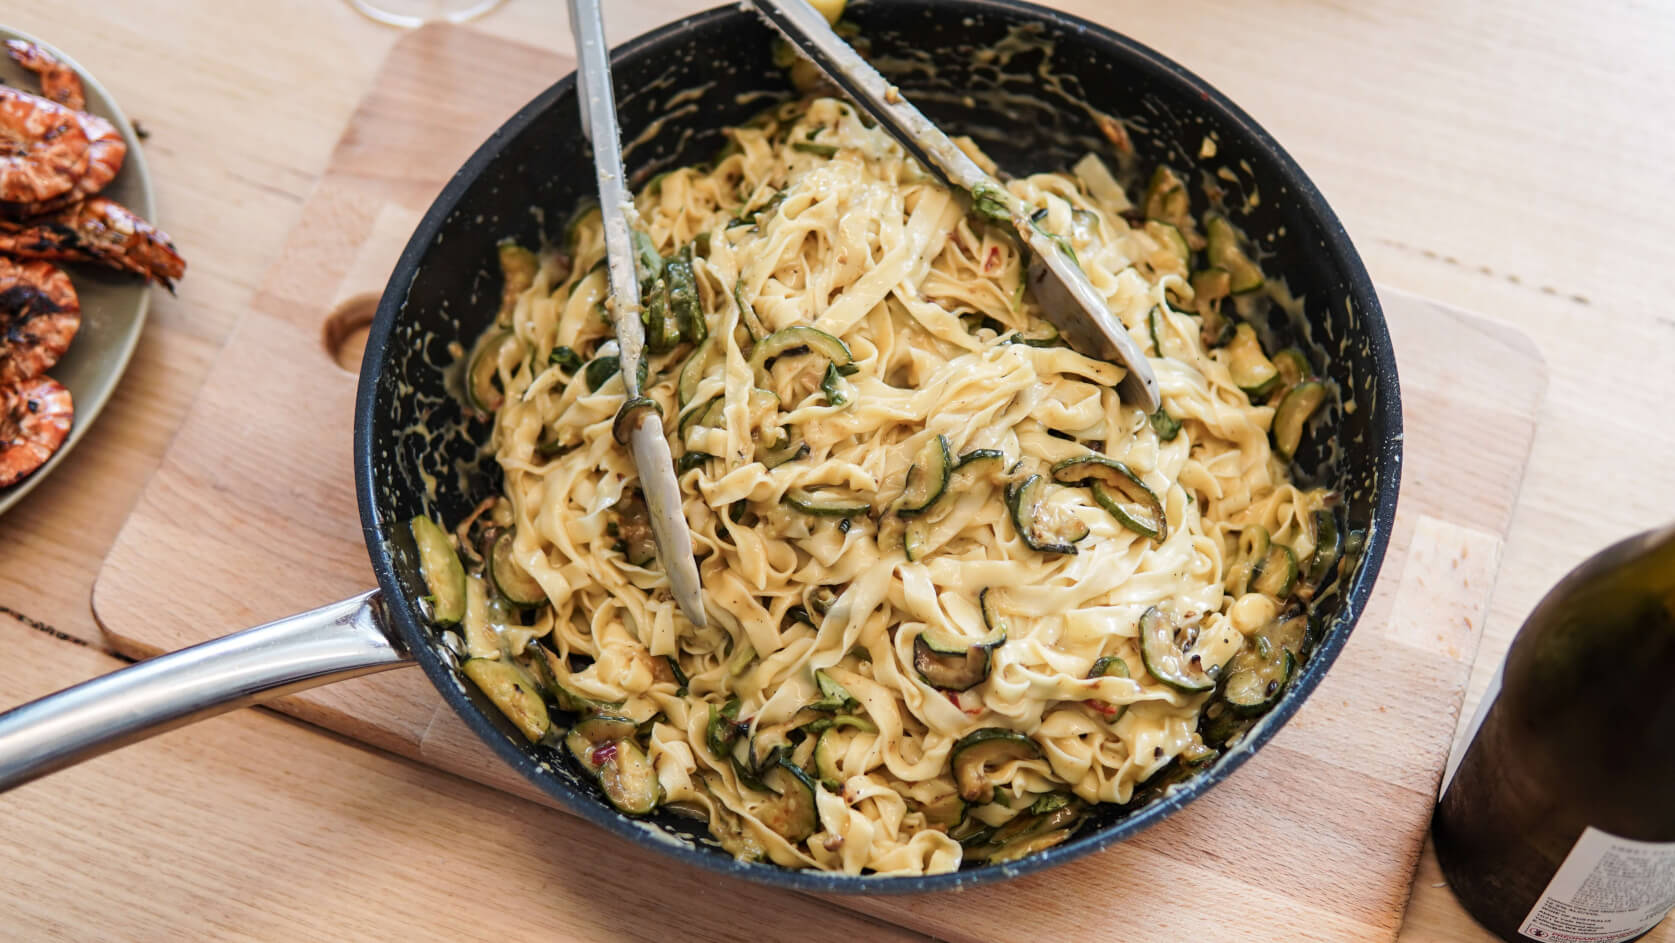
[92,24,1545,943]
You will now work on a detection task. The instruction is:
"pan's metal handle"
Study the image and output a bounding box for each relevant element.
[0,591,413,792]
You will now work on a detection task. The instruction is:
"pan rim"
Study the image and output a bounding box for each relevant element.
[354,0,1401,895]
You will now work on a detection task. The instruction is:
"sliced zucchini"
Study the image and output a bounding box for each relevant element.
[462,657,551,743]
[488,531,546,608]
[757,757,819,843]
[749,325,853,382]
[897,434,953,518]
[1086,654,1130,719]
[791,140,839,158]
[1050,455,1167,541]
[1006,474,1089,555]
[1137,606,1215,694]
[1272,380,1326,459]
[665,247,705,344]
[549,345,583,374]
[916,791,967,829]
[1006,321,1062,348]
[1142,165,1190,227]
[783,487,869,518]
[1145,220,1190,270]
[733,279,767,340]
[1220,645,1296,717]
[1226,323,1280,396]
[954,448,1007,481]
[676,451,714,474]
[614,492,657,567]
[1249,543,1299,598]
[950,728,1040,804]
[1224,524,1270,596]
[1150,408,1182,442]
[1272,348,1311,390]
[759,432,808,469]
[595,737,663,815]
[814,728,845,790]
[1305,508,1343,592]
[465,329,515,413]
[642,275,680,353]
[706,698,743,758]
[584,355,619,393]
[1205,214,1264,294]
[962,797,1085,863]
[611,396,662,445]
[820,361,849,407]
[677,336,714,407]
[970,182,1012,223]
[410,515,466,626]
[496,241,539,319]
[979,587,1007,635]
[808,669,857,712]
[1191,268,1232,314]
[567,714,640,755]
[913,628,1005,692]
[902,518,931,562]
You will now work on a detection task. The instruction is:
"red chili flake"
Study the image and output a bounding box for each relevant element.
[1086,700,1121,717]
[985,246,1001,272]
[589,741,619,766]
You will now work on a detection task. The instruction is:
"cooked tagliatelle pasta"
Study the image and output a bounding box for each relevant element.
[426,95,1341,875]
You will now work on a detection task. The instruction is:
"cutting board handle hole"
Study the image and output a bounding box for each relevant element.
[323,294,380,374]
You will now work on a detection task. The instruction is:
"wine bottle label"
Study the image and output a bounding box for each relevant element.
[1518,827,1675,942]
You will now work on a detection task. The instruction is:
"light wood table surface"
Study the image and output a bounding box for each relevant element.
[1,0,1670,940]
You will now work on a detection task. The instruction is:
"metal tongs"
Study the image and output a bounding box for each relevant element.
[748,0,1161,413]
[568,0,706,627]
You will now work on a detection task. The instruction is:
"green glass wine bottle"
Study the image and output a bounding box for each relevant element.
[1433,525,1675,942]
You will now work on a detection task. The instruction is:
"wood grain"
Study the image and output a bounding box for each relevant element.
[0,0,1667,938]
[0,619,925,943]
[86,25,1546,943]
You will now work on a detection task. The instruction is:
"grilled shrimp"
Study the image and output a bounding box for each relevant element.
[0,374,72,487]
[0,257,78,384]
[5,40,85,110]
[0,196,183,288]
[0,87,91,206]
[1,41,124,213]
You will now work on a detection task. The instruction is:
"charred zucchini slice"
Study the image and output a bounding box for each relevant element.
[1137,606,1215,694]
[1220,645,1296,717]
[1272,380,1326,459]
[1050,455,1167,541]
[912,628,1005,692]
[1226,323,1280,396]
[1006,474,1089,555]
[488,531,546,608]
[1205,213,1264,294]
[757,756,819,843]
[411,515,466,625]
[462,657,551,743]
[951,728,1040,804]
[1149,408,1182,442]
[566,716,661,815]
[595,738,662,815]
[897,434,953,518]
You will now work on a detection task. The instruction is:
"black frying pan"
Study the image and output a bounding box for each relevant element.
[0,0,1400,895]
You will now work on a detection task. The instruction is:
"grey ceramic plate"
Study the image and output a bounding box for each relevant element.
[0,25,155,517]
